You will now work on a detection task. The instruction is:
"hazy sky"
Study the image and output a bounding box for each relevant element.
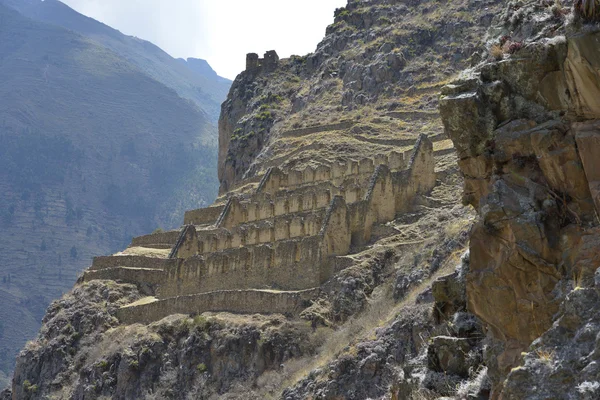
[60,0,347,80]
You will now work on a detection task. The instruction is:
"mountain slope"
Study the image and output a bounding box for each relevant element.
[1,0,231,121]
[1,0,505,397]
[0,3,218,388]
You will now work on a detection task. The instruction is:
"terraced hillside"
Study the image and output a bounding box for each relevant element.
[4,0,533,398]
[0,4,220,387]
[218,0,502,194]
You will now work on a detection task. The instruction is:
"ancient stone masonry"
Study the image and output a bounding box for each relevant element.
[245,50,279,72]
[83,135,436,324]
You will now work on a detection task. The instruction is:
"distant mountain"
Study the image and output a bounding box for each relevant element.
[1,0,231,121]
[179,57,231,85]
[0,3,219,387]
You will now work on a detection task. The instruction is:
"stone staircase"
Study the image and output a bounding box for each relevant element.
[83,134,440,324]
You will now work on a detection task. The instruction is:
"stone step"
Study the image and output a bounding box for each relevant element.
[130,244,173,250]
[433,139,455,157]
[116,288,320,325]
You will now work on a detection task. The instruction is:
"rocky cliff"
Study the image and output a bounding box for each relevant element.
[440,0,600,397]
[3,0,600,399]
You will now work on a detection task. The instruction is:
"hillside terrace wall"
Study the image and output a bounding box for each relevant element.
[183,204,226,225]
[392,134,436,214]
[117,288,320,325]
[92,136,436,323]
[167,197,350,294]
[196,208,327,255]
[281,121,356,138]
[90,255,180,271]
[161,235,323,297]
[90,134,435,301]
[256,151,408,195]
[84,267,165,287]
[214,166,393,231]
[173,135,434,261]
[130,230,180,248]
[217,189,333,230]
[243,175,370,211]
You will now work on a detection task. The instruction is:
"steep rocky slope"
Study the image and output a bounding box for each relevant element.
[5,0,600,399]
[441,0,600,397]
[217,0,502,194]
[0,4,219,388]
[1,0,503,397]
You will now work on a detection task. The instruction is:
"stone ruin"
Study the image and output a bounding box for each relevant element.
[83,135,436,324]
[246,50,280,72]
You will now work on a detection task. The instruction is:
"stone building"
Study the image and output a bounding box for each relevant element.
[82,135,437,324]
[245,50,280,72]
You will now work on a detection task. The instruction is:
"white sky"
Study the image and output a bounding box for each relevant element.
[60,0,347,80]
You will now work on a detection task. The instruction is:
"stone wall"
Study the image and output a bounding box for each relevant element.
[281,121,356,138]
[161,236,323,297]
[117,288,319,325]
[89,135,436,324]
[245,51,279,72]
[174,134,434,270]
[130,231,180,248]
[84,267,165,288]
[90,256,180,271]
[183,205,226,225]
[196,209,327,255]
[392,134,436,214]
[256,151,408,195]
[217,189,332,230]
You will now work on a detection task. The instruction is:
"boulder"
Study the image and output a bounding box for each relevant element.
[427,336,473,378]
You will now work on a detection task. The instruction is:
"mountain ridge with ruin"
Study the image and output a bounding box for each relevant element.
[7,0,600,399]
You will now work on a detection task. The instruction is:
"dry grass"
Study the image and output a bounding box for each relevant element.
[490,44,505,60]
[535,348,555,364]
[260,246,467,397]
[116,247,170,258]
[572,268,585,291]
[443,218,471,239]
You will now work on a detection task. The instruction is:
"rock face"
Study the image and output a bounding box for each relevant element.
[441,2,600,396]
[284,252,490,400]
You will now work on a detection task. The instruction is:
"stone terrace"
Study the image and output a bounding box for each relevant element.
[82,135,437,324]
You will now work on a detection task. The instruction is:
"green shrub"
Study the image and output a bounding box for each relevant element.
[256,110,273,121]
[23,380,38,393]
[192,315,211,331]
[197,363,208,373]
[334,7,351,19]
